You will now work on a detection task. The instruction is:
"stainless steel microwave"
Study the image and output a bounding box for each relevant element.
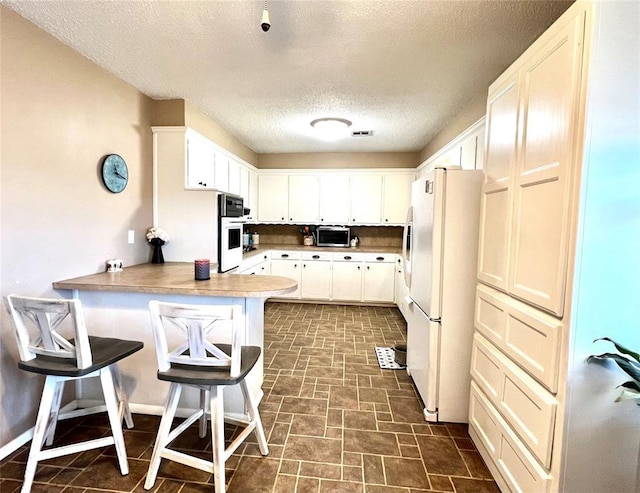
[316,226,350,247]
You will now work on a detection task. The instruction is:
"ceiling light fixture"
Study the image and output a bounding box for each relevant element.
[310,118,352,140]
[261,1,271,32]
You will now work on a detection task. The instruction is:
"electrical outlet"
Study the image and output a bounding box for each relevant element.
[128,230,135,244]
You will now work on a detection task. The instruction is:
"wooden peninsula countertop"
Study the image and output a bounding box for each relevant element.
[53,262,297,298]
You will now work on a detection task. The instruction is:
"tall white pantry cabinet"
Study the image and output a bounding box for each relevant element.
[469,2,640,493]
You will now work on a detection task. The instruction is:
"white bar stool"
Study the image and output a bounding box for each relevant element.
[6,294,144,493]
[144,300,269,493]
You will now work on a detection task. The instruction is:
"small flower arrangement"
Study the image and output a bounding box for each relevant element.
[146,227,169,246]
[147,227,169,264]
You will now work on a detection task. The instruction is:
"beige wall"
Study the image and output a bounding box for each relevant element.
[151,99,186,126]
[150,99,258,167]
[184,102,258,166]
[419,92,487,163]
[258,152,419,169]
[0,7,154,448]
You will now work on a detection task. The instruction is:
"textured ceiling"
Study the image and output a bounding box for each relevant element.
[5,0,572,154]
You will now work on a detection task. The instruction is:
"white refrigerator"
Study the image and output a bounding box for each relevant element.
[402,168,482,423]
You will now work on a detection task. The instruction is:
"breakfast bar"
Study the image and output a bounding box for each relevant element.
[53,262,297,416]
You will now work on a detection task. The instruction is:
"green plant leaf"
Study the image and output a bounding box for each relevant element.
[618,380,640,392]
[594,337,640,363]
[588,352,640,383]
[614,387,640,403]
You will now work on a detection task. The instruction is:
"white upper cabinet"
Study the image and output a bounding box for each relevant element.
[213,152,229,192]
[478,12,585,317]
[185,131,215,189]
[288,175,320,223]
[507,13,585,317]
[248,169,258,219]
[382,173,414,225]
[239,165,250,204]
[319,174,350,224]
[258,174,288,222]
[349,174,383,224]
[477,72,519,293]
[419,120,486,173]
[227,158,241,196]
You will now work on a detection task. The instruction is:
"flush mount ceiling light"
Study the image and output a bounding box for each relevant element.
[310,118,352,140]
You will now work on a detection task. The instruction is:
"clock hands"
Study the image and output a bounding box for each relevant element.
[113,169,127,180]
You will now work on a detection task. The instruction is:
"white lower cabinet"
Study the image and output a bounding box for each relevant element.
[471,333,557,468]
[301,252,332,300]
[237,254,270,276]
[264,250,397,303]
[331,260,363,301]
[395,257,410,318]
[469,381,552,493]
[270,251,301,299]
[362,255,396,303]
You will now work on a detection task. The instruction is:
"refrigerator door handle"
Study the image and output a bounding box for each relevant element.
[402,206,413,288]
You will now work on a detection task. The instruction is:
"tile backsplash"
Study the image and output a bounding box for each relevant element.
[246,225,403,248]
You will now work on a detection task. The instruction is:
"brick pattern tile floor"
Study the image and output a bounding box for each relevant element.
[0,302,499,492]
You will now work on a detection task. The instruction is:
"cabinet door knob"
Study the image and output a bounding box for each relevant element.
[282,254,289,258]
[357,266,360,270]
[303,264,306,268]
[376,256,384,261]
[344,256,352,260]
[367,266,370,270]
[312,255,320,259]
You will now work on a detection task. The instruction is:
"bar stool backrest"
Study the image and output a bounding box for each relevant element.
[149,301,243,378]
[6,294,93,369]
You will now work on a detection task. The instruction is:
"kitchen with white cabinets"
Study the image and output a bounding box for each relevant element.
[3,1,638,492]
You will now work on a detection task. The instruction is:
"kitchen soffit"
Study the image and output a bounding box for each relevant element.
[5,0,573,154]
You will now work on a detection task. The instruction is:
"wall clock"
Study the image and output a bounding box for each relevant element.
[101,154,128,193]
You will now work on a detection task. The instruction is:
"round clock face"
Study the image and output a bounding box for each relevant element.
[102,154,128,193]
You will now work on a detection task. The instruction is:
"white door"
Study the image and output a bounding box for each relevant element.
[319,174,350,224]
[214,152,230,192]
[186,134,215,188]
[270,259,300,299]
[350,175,382,224]
[382,174,415,225]
[410,171,444,319]
[331,262,363,301]
[363,262,395,302]
[289,175,320,223]
[406,301,439,419]
[258,174,288,222]
[301,261,332,299]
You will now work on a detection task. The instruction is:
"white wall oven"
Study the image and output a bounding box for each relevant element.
[218,193,244,273]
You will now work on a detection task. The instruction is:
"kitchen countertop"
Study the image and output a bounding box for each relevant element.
[243,243,402,261]
[53,262,297,298]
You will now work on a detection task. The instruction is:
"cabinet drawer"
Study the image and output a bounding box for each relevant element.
[360,253,396,263]
[270,250,301,260]
[469,382,552,493]
[301,251,332,261]
[332,252,366,262]
[471,333,557,468]
[475,284,562,392]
